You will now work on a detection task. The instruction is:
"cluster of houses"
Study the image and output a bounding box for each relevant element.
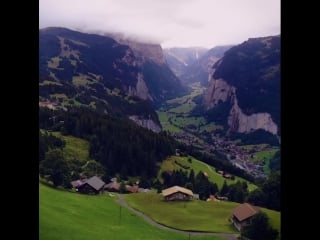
[71,177,259,232]
[217,170,234,179]
[70,176,150,195]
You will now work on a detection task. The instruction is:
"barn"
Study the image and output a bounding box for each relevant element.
[230,203,260,231]
[162,186,193,201]
[77,176,105,194]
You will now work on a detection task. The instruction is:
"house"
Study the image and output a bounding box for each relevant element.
[104,181,120,192]
[230,203,260,231]
[162,186,193,201]
[77,176,105,194]
[206,195,220,202]
[126,185,139,193]
[71,179,86,189]
[216,196,228,201]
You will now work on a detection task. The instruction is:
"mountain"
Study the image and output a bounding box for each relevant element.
[39,27,186,132]
[203,36,280,136]
[163,47,208,77]
[109,34,188,102]
[179,45,233,86]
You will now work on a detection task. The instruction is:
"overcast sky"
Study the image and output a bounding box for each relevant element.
[39,0,280,48]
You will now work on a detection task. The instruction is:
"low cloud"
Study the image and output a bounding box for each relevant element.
[39,0,280,48]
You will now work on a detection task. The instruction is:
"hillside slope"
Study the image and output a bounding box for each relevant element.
[40,183,222,240]
[203,36,280,136]
[39,27,186,131]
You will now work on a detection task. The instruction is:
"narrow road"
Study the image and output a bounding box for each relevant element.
[116,195,239,240]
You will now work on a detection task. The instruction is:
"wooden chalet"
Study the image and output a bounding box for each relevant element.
[230,203,260,231]
[77,176,105,194]
[162,186,193,201]
[104,181,120,192]
[126,185,139,193]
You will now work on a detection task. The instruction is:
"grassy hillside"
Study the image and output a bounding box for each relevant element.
[50,131,90,162]
[126,192,238,233]
[40,183,225,240]
[159,156,257,191]
[125,192,280,234]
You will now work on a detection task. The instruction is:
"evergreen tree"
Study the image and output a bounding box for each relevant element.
[220,180,229,196]
[39,149,70,187]
[119,181,127,193]
[241,212,279,240]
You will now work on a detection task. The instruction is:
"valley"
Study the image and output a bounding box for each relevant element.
[39,26,280,240]
[157,83,279,179]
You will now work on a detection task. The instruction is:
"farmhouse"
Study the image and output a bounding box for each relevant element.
[230,203,260,231]
[162,186,193,201]
[104,181,120,192]
[77,176,105,194]
[71,179,87,188]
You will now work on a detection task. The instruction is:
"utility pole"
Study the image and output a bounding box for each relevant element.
[119,205,122,225]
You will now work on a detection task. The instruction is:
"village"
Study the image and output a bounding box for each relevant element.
[172,130,269,179]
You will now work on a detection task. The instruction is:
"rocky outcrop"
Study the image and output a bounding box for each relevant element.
[127,73,152,101]
[203,77,234,109]
[108,33,186,102]
[228,96,278,135]
[109,34,166,65]
[127,42,166,65]
[204,77,278,135]
[129,115,162,133]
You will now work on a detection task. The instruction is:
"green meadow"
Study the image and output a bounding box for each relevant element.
[159,156,257,191]
[40,183,225,240]
[125,192,280,234]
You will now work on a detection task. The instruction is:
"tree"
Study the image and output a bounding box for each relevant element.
[119,181,127,193]
[220,180,229,196]
[185,182,194,191]
[241,212,279,240]
[39,149,70,187]
[247,189,267,207]
[188,169,195,184]
[81,160,105,178]
[262,172,280,210]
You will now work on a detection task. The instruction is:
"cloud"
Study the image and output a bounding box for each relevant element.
[39,0,280,48]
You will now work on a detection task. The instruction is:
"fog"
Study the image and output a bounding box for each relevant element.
[39,0,280,48]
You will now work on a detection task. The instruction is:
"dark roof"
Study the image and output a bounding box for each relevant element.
[85,176,105,191]
[232,203,260,222]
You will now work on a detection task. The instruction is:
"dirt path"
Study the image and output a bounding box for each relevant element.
[116,195,239,240]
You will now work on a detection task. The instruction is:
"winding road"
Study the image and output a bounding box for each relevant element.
[116,195,239,240]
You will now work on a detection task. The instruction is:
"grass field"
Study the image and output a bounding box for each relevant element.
[125,192,280,235]
[40,183,225,240]
[50,131,90,162]
[248,148,279,174]
[159,156,257,192]
[156,111,183,133]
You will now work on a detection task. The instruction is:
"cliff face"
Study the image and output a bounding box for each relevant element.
[203,77,278,135]
[203,36,280,135]
[203,77,234,109]
[129,115,162,133]
[127,73,153,101]
[179,45,232,85]
[125,42,166,65]
[110,35,187,102]
[228,95,278,135]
